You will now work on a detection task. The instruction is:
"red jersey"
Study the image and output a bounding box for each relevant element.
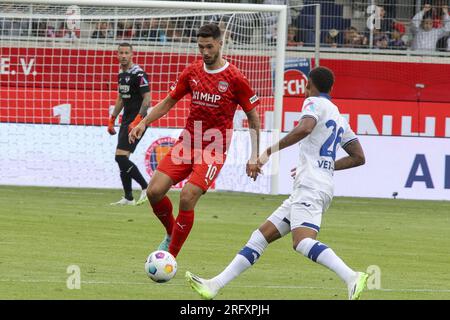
[169,59,259,150]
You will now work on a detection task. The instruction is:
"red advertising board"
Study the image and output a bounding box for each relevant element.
[1,47,450,136]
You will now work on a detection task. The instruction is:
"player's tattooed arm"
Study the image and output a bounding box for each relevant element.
[139,92,152,117]
[335,139,365,170]
[258,117,317,166]
[142,95,178,126]
[129,95,178,143]
[246,108,261,180]
[111,95,124,117]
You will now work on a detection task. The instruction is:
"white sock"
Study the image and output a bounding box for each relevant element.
[211,229,268,289]
[296,238,356,285]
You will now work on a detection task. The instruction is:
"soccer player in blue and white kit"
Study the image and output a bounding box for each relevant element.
[186,66,369,300]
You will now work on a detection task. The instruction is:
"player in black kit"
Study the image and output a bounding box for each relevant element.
[108,43,150,206]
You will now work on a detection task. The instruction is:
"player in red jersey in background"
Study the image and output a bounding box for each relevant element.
[129,23,261,258]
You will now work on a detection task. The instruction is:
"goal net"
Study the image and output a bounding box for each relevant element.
[0,0,287,131]
[0,0,288,193]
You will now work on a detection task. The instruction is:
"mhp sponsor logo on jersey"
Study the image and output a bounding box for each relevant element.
[272,57,310,97]
[192,91,221,104]
[144,137,186,189]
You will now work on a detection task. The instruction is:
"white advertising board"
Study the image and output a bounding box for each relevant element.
[278,135,450,200]
[0,124,272,194]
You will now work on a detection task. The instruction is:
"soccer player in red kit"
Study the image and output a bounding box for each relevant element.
[129,23,261,258]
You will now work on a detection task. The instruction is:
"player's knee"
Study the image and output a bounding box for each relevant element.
[179,189,198,208]
[115,155,129,171]
[292,236,308,251]
[147,185,165,203]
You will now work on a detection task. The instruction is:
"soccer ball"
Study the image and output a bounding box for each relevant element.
[144,250,177,283]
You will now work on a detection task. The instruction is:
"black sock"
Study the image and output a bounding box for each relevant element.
[115,155,148,193]
[127,163,148,190]
[120,171,133,200]
[116,155,134,200]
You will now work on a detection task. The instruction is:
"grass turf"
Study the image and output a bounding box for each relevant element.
[1,186,449,300]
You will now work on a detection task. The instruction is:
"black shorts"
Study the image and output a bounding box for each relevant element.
[117,125,146,153]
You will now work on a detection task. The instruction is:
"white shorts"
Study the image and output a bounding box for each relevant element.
[267,185,332,236]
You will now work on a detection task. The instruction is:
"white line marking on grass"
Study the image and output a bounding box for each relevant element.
[1,279,450,293]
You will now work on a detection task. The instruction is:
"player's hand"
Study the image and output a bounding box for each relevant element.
[128,114,143,134]
[107,115,117,135]
[246,161,261,181]
[129,121,145,144]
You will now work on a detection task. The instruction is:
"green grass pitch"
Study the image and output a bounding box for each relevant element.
[1,185,449,300]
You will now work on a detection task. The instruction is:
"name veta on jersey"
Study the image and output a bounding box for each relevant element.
[318,159,335,171]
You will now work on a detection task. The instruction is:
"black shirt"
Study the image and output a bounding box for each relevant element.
[118,64,150,126]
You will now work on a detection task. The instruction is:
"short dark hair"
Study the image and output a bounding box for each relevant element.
[308,66,335,93]
[197,23,221,40]
[118,42,133,50]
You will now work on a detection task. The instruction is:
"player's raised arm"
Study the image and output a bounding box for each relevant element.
[108,95,124,135]
[334,139,365,170]
[128,94,178,143]
[128,74,152,133]
[258,117,317,166]
[245,108,261,181]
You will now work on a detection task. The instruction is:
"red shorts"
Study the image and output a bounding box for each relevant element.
[156,145,226,192]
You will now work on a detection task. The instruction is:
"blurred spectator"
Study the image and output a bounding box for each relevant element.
[149,19,168,42]
[383,0,397,20]
[388,22,407,49]
[293,10,315,46]
[287,25,304,47]
[343,26,368,48]
[377,6,394,33]
[134,20,155,41]
[325,29,339,48]
[448,36,450,50]
[365,6,392,48]
[166,20,184,42]
[46,22,57,38]
[91,21,113,39]
[263,0,293,44]
[373,29,389,49]
[56,21,79,39]
[117,21,135,40]
[32,21,48,37]
[431,0,447,28]
[411,4,450,51]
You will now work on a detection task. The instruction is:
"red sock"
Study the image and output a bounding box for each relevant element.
[169,210,194,257]
[150,196,174,236]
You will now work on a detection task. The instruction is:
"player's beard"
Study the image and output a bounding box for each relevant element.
[203,52,219,66]
[120,58,132,69]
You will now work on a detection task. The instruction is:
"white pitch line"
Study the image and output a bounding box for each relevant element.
[1,279,450,293]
